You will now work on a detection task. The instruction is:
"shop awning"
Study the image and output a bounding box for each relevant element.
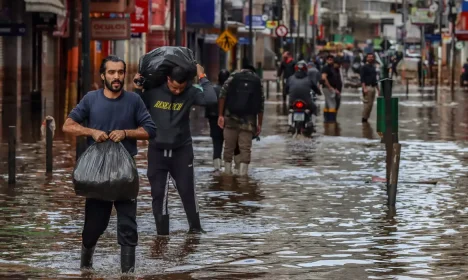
[24,0,66,17]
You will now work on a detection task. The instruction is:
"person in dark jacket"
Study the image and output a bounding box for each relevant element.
[205,69,230,170]
[333,58,343,112]
[134,64,217,236]
[286,60,322,115]
[277,51,296,102]
[63,55,157,273]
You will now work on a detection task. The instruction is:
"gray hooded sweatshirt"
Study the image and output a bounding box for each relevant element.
[139,77,217,150]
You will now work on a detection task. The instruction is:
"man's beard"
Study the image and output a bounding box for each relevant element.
[105,79,124,93]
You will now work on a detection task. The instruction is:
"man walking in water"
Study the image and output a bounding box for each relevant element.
[360,53,379,123]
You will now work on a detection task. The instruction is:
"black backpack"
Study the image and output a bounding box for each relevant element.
[226,72,262,116]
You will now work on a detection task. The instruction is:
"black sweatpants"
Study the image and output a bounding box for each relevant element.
[147,143,198,217]
[208,117,223,159]
[82,198,138,249]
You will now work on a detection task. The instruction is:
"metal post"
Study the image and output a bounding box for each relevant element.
[382,79,393,185]
[219,0,226,69]
[175,0,181,46]
[82,0,90,97]
[449,0,456,96]
[289,0,294,56]
[388,143,401,206]
[77,0,91,160]
[46,119,53,173]
[420,26,425,88]
[248,0,254,64]
[8,126,16,185]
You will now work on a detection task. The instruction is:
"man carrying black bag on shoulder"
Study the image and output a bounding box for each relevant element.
[63,55,157,273]
[133,63,217,236]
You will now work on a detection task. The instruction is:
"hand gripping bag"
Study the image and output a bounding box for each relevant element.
[73,141,139,201]
[138,46,197,89]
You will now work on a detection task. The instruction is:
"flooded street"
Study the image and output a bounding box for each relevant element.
[0,85,467,279]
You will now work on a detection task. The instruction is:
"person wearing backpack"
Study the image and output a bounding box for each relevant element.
[217,65,264,176]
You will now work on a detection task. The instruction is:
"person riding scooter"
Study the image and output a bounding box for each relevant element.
[286,60,322,115]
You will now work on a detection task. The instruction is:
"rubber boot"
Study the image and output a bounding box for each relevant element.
[224,162,232,174]
[121,246,135,274]
[234,155,241,170]
[80,244,95,269]
[155,214,169,236]
[187,212,206,234]
[213,158,221,171]
[239,163,249,176]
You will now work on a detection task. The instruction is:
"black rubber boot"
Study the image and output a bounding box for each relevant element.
[121,246,136,274]
[155,214,170,235]
[187,212,206,234]
[80,244,95,269]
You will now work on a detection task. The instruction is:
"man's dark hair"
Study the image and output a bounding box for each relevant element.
[218,69,230,85]
[99,55,126,75]
[243,64,256,73]
[327,55,334,60]
[169,66,190,83]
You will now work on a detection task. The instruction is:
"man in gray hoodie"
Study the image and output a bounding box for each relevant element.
[134,64,216,235]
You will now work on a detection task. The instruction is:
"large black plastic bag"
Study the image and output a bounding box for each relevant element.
[138,46,197,89]
[73,141,139,201]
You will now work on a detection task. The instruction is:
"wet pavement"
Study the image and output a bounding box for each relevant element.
[0,85,467,279]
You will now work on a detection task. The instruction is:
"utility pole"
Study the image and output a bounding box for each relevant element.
[289,0,294,56]
[77,0,91,160]
[249,0,254,64]
[81,0,90,98]
[401,0,407,59]
[449,0,456,96]
[175,0,181,45]
[219,0,226,69]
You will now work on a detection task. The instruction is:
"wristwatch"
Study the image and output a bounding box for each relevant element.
[199,73,207,79]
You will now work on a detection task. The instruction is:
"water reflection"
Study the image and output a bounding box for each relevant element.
[0,86,467,279]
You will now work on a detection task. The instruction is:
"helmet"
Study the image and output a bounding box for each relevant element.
[294,60,307,72]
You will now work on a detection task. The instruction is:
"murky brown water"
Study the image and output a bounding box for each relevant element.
[0,85,467,279]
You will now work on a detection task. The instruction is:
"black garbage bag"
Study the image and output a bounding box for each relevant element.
[138,46,197,89]
[73,141,139,201]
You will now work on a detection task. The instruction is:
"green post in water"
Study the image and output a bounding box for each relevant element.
[376,96,399,135]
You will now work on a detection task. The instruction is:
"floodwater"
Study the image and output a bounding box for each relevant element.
[0,84,467,279]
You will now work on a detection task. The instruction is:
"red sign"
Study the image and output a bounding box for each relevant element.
[275,25,288,37]
[131,0,149,33]
[91,18,131,40]
[455,12,468,41]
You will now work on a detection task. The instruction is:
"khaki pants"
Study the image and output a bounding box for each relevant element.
[223,127,253,164]
[362,86,376,120]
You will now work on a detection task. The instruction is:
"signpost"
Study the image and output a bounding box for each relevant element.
[275,24,288,37]
[216,30,238,52]
[244,15,266,29]
[130,0,149,33]
[0,23,27,36]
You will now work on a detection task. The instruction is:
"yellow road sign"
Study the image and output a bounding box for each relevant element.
[266,20,278,29]
[216,30,238,52]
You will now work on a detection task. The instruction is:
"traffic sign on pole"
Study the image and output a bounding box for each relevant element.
[216,30,238,52]
[275,24,288,37]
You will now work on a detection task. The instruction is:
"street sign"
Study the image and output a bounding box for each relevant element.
[216,30,238,52]
[130,0,149,33]
[456,41,464,50]
[275,24,288,37]
[266,20,278,29]
[244,15,266,29]
[90,18,131,40]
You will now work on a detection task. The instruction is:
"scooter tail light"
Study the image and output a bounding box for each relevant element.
[294,101,304,109]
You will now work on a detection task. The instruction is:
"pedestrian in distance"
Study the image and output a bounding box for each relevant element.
[217,64,265,176]
[205,69,230,171]
[360,53,380,123]
[320,55,341,122]
[62,55,157,273]
[133,64,217,236]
